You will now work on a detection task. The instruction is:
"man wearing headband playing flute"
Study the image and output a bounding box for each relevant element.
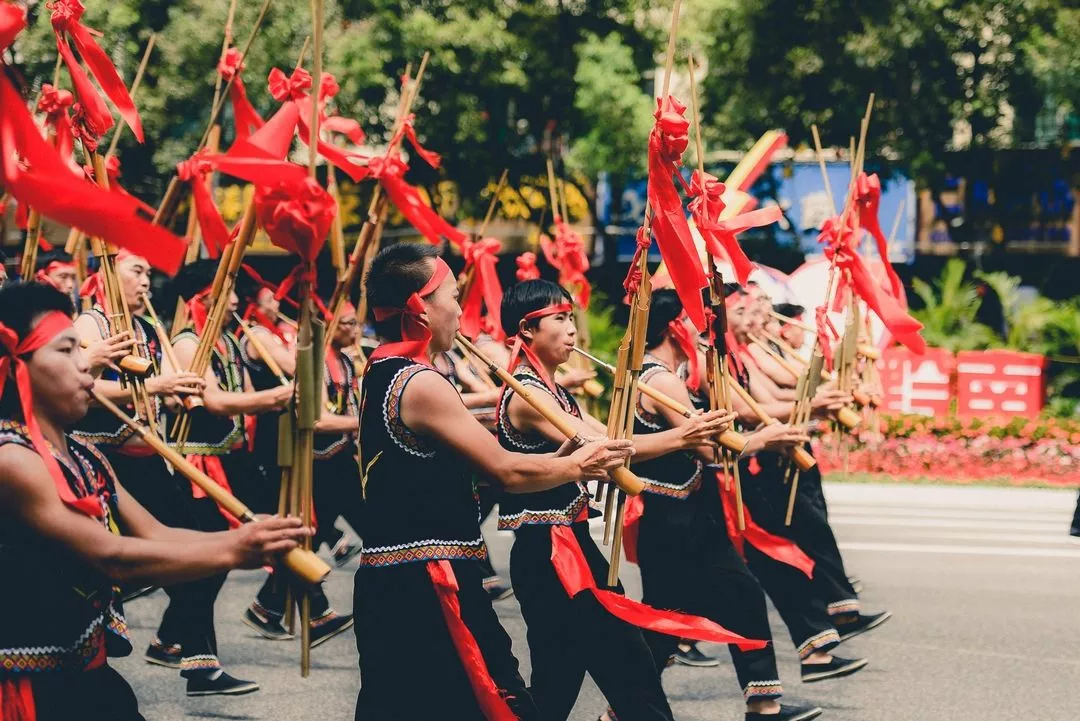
[72,252,256,697]
[0,281,310,721]
[33,250,79,301]
[355,243,635,720]
[496,279,764,721]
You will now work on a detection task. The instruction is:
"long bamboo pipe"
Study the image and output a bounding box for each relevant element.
[719,364,817,471]
[456,334,645,496]
[92,390,330,584]
[749,336,863,428]
[572,347,748,454]
[233,312,290,385]
[142,293,205,410]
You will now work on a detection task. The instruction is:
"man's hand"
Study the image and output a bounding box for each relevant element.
[229,516,313,569]
[751,421,812,453]
[145,371,207,397]
[556,367,597,391]
[267,383,295,409]
[678,409,738,448]
[84,332,136,375]
[569,438,634,480]
[811,388,852,416]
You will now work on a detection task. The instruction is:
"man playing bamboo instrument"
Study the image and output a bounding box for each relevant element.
[0,281,310,721]
[723,285,891,647]
[72,252,257,696]
[497,279,764,721]
[355,243,635,720]
[731,287,892,641]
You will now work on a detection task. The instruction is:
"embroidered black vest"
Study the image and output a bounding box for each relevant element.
[73,308,163,448]
[169,328,246,455]
[239,331,286,467]
[314,347,359,460]
[496,366,590,530]
[0,422,131,676]
[632,359,703,502]
[357,357,487,567]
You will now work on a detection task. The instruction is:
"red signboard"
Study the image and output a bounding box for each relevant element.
[955,350,1047,419]
[877,347,954,417]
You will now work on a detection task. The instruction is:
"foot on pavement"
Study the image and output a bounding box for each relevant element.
[835,611,892,643]
[186,671,260,697]
[242,606,294,641]
[801,656,868,683]
[672,641,721,667]
[144,640,182,669]
[745,703,824,721]
[311,612,355,648]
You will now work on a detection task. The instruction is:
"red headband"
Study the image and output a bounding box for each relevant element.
[34,261,76,289]
[0,311,103,518]
[666,315,700,392]
[368,257,451,366]
[505,302,573,395]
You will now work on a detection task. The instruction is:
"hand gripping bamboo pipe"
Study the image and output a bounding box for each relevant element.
[92,390,330,584]
[572,347,748,454]
[719,365,817,472]
[233,312,291,386]
[749,335,861,429]
[456,334,645,496]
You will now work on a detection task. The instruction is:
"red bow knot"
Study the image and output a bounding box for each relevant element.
[459,237,505,342]
[268,67,313,102]
[516,252,540,281]
[217,47,244,81]
[623,226,653,299]
[70,103,106,152]
[687,169,726,219]
[319,72,340,101]
[47,0,86,31]
[652,96,690,162]
[365,155,406,180]
[255,177,336,262]
[853,171,903,299]
[175,153,214,182]
[37,84,74,118]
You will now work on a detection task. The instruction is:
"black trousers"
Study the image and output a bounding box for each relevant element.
[354,558,538,721]
[1071,490,1080,533]
[312,450,364,551]
[509,523,673,721]
[253,569,332,620]
[637,494,783,702]
[30,665,144,721]
[108,452,229,672]
[477,484,500,580]
[739,459,840,658]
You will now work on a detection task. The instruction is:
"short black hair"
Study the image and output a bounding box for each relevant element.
[0,281,74,341]
[500,279,572,338]
[722,282,744,299]
[364,242,441,340]
[773,302,805,319]
[172,259,218,301]
[645,289,683,349]
[35,249,75,271]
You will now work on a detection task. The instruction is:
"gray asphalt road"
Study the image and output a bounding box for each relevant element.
[113,482,1080,720]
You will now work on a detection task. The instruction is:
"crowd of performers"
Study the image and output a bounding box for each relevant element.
[1,241,894,721]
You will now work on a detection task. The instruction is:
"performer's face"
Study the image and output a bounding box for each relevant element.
[257,289,279,315]
[522,308,576,367]
[27,319,94,425]
[116,256,151,312]
[780,322,805,349]
[227,291,239,314]
[421,259,461,355]
[726,300,749,342]
[334,315,359,347]
[47,266,78,296]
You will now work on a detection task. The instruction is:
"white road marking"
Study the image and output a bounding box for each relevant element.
[839,541,1080,559]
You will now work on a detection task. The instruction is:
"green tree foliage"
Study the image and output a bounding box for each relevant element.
[910,258,999,351]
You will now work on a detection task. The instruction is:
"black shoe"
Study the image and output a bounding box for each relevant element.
[331,538,362,567]
[242,607,294,641]
[1070,526,1080,539]
[123,585,159,603]
[144,640,183,669]
[747,703,820,721]
[746,704,823,721]
[186,671,260,697]
[671,642,721,668]
[801,655,868,683]
[310,612,355,649]
[483,577,515,601]
[847,576,864,594]
[836,611,892,643]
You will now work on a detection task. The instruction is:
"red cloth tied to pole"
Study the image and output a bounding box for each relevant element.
[254,176,336,262]
[316,72,366,145]
[688,170,751,285]
[541,220,591,309]
[712,466,814,578]
[177,152,230,259]
[392,114,442,169]
[0,312,105,519]
[623,226,652,299]
[549,524,767,651]
[814,306,839,371]
[667,314,700,391]
[515,251,540,282]
[50,0,143,143]
[36,84,75,166]
[217,48,264,143]
[854,172,902,299]
[0,45,185,273]
[368,257,452,366]
[621,494,645,564]
[504,302,573,397]
[459,237,504,342]
[647,96,706,330]
[367,156,469,249]
[426,561,519,721]
[0,676,35,721]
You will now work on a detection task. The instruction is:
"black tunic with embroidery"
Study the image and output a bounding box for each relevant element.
[0,422,132,676]
[72,308,163,448]
[170,328,247,456]
[314,347,359,460]
[495,365,590,530]
[239,330,287,469]
[357,356,487,567]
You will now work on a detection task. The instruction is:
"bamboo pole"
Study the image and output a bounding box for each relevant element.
[104,33,157,158]
[234,313,291,385]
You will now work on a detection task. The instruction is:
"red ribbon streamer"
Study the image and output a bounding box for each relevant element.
[459,237,504,342]
[0,312,104,518]
[36,84,75,166]
[177,153,230,259]
[0,676,35,721]
[854,172,903,299]
[50,0,143,143]
[621,494,645,565]
[217,48,264,143]
[666,315,701,392]
[814,306,839,371]
[549,524,766,650]
[426,561,519,721]
[543,220,591,309]
[713,467,814,578]
[367,156,468,249]
[646,96,706,330]
[0,58,185,274]
[185,454,241,528]
[368,257,452,366]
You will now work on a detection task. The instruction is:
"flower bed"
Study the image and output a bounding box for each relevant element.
[813,414,1080,488]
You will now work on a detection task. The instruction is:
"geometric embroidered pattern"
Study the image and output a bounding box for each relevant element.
[640,464,703,501]
[497,489,590,531]
[180,654,222,671]
[382,361,436,458]
[797,628,840,659]
[827,599,861,616]
[0,616,104,674]
[360,538,488,568]
[744,679,784,701]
